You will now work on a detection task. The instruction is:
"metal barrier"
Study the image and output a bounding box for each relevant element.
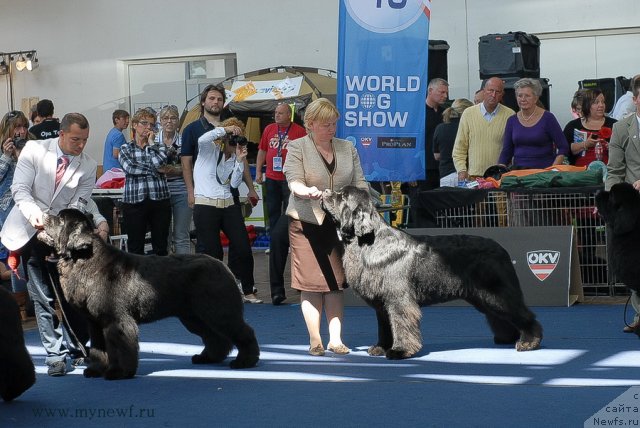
[432,189,623,297]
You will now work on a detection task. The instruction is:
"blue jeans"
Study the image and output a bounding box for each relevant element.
[25,238,88,365]
[170,192,193,254]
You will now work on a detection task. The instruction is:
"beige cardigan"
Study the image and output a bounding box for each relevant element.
[284,134,367,225]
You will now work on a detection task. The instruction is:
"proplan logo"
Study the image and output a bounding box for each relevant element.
[527,250,560,281]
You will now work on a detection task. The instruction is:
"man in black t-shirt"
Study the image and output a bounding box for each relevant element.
[29,99,60,139]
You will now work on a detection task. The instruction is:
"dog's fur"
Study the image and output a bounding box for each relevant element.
[595,182,640,335]
[38,209,259,380]
[322,186,543,359]
[0,287,35,400]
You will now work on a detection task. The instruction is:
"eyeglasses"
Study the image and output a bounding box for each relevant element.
[161,116,179,122]
[137,120,156,127]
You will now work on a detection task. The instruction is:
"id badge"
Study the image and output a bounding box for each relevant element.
[272,156,283,172]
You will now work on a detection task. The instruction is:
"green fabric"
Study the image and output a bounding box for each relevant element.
[501,169,603,188]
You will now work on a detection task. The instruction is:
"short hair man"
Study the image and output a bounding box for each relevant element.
[29,99,60,139]
[181,84,258,209]
[1,113,97,377]
[408,78,448,227]
[610,74,640,121]
[452,77,515,181]
[102,109,130,172]
[255,103,306,304]
[605,76,640,333]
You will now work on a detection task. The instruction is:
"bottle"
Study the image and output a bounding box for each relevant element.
[390,181,402,207]
[594,140,603,161]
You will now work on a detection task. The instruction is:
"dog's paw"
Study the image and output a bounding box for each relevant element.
[83,367,104,378]
[229,356,259,369]
[367,345,386,356]
[103,367,130,380]
[515,337,541,352]
[385,348,413,360]
[191,352,223,364]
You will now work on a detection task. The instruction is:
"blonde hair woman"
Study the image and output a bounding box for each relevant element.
[283,98,368,356]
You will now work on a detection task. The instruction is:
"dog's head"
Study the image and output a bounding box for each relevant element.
[322,186,377,239]
[38,209,95,258]
[595,182,640,235]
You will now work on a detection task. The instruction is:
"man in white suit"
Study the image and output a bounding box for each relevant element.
[1,113,97,376]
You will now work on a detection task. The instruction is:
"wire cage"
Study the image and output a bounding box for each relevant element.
[433,189,624,297]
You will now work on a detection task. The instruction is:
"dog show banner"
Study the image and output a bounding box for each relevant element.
[337,0,431,181]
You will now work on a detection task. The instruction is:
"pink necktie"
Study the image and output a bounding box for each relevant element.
[55,156,69,190]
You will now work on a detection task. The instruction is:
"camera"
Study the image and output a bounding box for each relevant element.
[227,135,248,147]
[13,138,28,151]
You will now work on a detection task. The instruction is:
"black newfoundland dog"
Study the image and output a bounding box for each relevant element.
[322,186,543,359]
[595,182,640,335]
[0,287,35,401]
[38,209,259,380]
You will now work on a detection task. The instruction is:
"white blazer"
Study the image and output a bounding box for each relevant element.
[0,138,97,251]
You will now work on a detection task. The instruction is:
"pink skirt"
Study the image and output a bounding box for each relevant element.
[288,218,346,292]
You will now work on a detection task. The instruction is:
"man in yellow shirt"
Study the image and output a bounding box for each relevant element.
[452,77,515,181]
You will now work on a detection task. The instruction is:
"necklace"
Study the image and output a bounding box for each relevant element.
[520,107,538,122]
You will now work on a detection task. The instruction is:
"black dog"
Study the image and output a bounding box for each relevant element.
[38,209,259,380]
[595,182,640,335]
[322,186,543,359]
[0,287,35,400]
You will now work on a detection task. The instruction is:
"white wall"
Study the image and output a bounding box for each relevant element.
[1,0,639,163]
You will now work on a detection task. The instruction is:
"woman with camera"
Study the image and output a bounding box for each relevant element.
[0,110,33,303]
[193,117,261,304]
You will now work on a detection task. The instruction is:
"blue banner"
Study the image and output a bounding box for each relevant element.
[337,0,430,182]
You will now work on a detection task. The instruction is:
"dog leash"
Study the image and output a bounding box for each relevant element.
[45,256,89,359]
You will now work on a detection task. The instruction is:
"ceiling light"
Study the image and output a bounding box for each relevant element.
[26,53,38,71]
[15,54,27,71]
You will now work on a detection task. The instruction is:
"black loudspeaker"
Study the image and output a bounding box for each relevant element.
[485,77,551,112]
[578,76,628,115]
[479,32,540,79]
[428,40,449,82]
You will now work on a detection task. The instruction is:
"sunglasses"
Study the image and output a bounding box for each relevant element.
[6,110,22,120]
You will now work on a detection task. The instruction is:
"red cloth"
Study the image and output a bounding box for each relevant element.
[8,251,21,278]
[258,122,306,181]
[99,177,126,189]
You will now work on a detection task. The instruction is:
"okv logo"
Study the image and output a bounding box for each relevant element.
[527,250,561,282]
[345,0,427,33]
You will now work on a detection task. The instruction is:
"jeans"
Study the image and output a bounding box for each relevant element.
[264,178,290,231]
[193,203,255,294]
[169,192,193,254]
[122,198,172,255]
[24,237,89,365]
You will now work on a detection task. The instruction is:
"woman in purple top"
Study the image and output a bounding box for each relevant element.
[499,78,569,169]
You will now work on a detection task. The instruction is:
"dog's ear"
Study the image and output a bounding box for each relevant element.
[60,222,94,255]
[353,202,376,237]
[611,193,640,235]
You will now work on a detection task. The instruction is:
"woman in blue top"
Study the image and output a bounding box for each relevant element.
[499,78,569,169]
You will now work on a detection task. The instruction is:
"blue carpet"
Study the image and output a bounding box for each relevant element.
[3,304,639,427]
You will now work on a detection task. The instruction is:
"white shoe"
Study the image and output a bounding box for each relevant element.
[243,293,263,304]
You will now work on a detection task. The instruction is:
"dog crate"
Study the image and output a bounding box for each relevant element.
[432,189,624,297]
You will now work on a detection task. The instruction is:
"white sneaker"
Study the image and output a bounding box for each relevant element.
[243,293,263,304]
